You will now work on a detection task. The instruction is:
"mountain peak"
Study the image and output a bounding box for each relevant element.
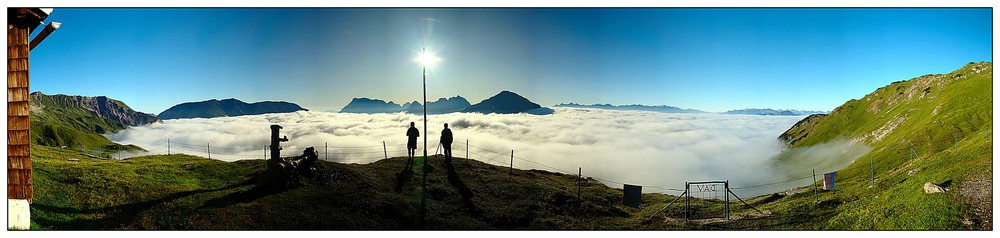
[160,99,306,119]
[463,91,548,114]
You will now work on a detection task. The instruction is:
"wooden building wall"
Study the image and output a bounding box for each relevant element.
[8,9,33,203]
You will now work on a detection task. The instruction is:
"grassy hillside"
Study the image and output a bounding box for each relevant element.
[772,62,993,229]
[32,143,815,230]
[30,93,144,155]
[29,145,649,229]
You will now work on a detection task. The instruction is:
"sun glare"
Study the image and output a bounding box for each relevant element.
[415,51,441,67]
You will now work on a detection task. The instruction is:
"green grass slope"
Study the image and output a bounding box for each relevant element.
[30,93,143,154]
[770,62,993,229]
[30,145,663,230]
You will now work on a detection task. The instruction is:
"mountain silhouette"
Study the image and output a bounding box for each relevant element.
[340,98,404,113]
[342,96,471,115]
[159,98,307,119]
[724,108,827,116]
[463,91,549,114]
[405,96,471,114]
[554,103,703,113]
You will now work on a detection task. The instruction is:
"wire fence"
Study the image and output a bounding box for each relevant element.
[83,137,848,198]
[63,138,850,213]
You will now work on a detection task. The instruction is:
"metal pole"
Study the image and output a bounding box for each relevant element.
[466,139,468,160]
[167,139,170,155]
[325,142,328,162]
[685,182,690,221]
[725,180,730,220]
[420,49,428,229]
[207,143,211,159]
[383,141,388,160]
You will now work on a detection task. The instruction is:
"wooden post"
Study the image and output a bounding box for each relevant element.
[8,9,56,229]
[465,140,468,160]
[383,141,388,160]
[509,150,514,178]
[325,142,328,162]
[871,155,875,188]
[167,139,170,155]
[813,169,818,204]
[207,143,211,159]
[577,167,582,200]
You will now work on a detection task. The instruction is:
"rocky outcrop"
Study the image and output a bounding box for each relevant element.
[924,182,947,194]
[29,92,159,127]
[778,114,827,146]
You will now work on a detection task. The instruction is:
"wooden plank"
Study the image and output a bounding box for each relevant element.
[7,72,28,87]
[8,145,30,156]
[7,116,28,130]
[8,130,29,145]
[8,101,28,115]
[8,156,30,169]
[7,58,29,71]
[8,87,28,101]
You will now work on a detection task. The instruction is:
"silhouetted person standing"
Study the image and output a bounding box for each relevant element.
[406,122,419,163]
[441,123,454,162]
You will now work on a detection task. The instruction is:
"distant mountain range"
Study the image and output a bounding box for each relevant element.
[341,91,551,115]
[553,103,703,113]
[340,96,472,114]
[724,108,828,116]
[159,98,307,120]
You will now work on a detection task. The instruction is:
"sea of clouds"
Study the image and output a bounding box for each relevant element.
[107,108,870,197]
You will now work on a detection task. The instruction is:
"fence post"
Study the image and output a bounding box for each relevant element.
[813,169,818,204]
[207,143,211,159]
[684,182,690,221]
[577,167,582,201]
[466,139,468,160]
[383,141,388,160]
[167,139,170,155]
[509,150,514,178]
[264,144,267,160]
[725,180,730,220]
[871,155,875,188]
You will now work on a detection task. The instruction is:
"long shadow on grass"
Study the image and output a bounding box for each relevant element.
[198,181,280,209]
[394,157,414,192]
[444,157,480,216]
[32,178,255,229]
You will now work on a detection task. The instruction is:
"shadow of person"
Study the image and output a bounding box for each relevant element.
[394,157,414,192]
[444,157,479,216]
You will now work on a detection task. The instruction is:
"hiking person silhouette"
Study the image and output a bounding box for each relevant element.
[406,122,419,163]
[441,123,454,162]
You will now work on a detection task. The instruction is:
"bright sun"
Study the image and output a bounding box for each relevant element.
[415,51,441,67]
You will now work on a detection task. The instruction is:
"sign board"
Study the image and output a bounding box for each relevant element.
[823,171,838,190]
[623,184,642,208]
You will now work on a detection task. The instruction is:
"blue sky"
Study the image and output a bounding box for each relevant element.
[29,8,992,113]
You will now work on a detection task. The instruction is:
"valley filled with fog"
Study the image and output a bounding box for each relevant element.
[108,108,869,196]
